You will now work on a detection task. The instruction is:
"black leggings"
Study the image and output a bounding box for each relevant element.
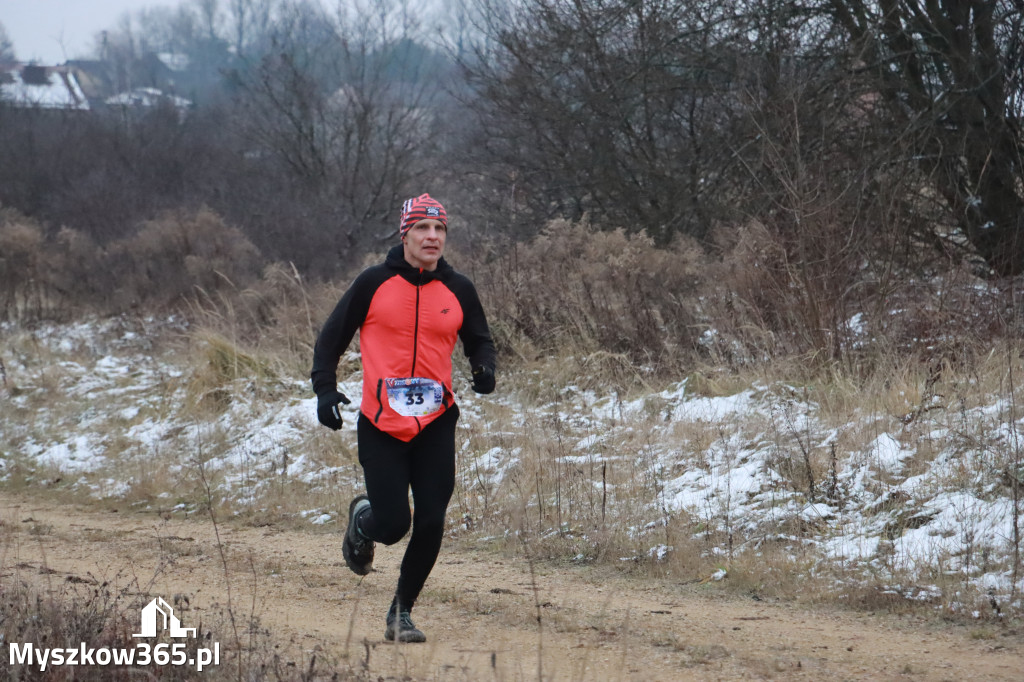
[356,405,458,610]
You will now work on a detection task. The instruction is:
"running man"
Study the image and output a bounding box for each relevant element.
[310,193,497,642]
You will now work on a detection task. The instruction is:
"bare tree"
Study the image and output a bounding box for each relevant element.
[0,21,15,63]
[227,0,277,59]
[194,0,223,43]
[461,0,765,243]
[825,0,1024,277]
[230,0,444,252]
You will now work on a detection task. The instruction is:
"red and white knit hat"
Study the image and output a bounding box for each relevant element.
[399,194,447,239]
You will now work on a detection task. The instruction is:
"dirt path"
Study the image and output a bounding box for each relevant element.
[1,492,1021,681]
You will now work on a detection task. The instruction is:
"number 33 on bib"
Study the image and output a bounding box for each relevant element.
[385,377,445,417]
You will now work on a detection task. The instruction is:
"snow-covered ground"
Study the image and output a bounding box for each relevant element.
[3,316,1022,618]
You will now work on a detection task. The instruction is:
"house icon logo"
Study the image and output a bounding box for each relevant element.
[133,597,197,638]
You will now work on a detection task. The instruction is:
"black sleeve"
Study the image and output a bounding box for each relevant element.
[449,274,497,373]
[309,266,388,396]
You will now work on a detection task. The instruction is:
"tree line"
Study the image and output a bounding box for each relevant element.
[1,0,1022,341]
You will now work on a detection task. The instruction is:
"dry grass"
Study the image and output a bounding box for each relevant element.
[446,332,1024,615]
[452,221,704,376]
[0,528,365,681]
[2,220,1023,630]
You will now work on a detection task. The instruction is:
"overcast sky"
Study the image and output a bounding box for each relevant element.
[2,1,181,64]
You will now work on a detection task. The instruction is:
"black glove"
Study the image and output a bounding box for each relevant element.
[471,366,495,394]
[317,390,351,430]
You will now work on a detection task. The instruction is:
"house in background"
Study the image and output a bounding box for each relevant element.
[70,52,194,115]
[2,46,216,118]
[0,64,90,111]
[65,59,116,109]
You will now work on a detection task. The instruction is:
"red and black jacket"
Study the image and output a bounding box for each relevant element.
[311,245,496,442]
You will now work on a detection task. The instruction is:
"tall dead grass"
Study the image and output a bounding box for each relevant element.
[147,219,1024,611]
[3,212,1024,623]
[454,220,704,377]
[0,207,264,323]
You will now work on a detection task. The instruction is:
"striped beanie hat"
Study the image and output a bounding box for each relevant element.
[399,194,447,239]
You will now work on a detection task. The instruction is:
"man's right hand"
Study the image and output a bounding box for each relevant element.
[317,390,351,430]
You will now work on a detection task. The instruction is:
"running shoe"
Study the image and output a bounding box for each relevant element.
[342,495,374,575]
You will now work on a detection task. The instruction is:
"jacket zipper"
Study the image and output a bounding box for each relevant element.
[376,271,424,425]
[410,269,422,376]
[411,269,423,432]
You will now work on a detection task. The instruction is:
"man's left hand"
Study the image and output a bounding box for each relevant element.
[471,366,495,394]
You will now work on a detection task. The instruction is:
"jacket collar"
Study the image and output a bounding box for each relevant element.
[385,244,453,282]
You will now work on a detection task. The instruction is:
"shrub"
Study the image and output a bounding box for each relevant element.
[0,209,47,322]
[461,220,704,374]
[104,208,263,310]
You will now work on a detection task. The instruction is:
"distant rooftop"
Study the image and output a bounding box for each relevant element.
[157,52,190,72]
[105,86,192,110]
[0,64,90,110]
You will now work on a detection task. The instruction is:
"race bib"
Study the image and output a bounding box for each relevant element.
[384,377,444,417]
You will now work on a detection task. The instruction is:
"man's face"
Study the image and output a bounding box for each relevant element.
[402,219,447,271]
